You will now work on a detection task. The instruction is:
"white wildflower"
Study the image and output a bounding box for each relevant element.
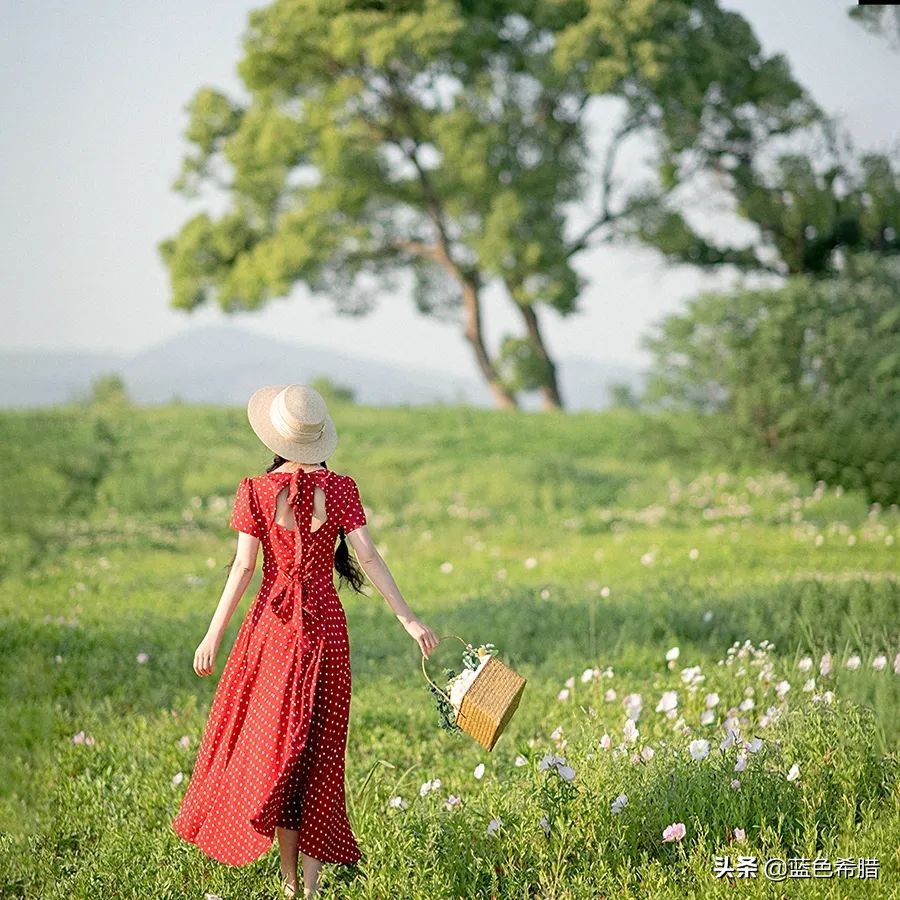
[623,719,639,745]
[623,693,643,720]
[538,753,565,772]
[656,691,678,713]
[720,729,739,751]
[689,739,710,761]
[420,778,441,796]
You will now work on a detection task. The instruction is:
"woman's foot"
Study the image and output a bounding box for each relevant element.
[281,878,298,897]
[300,851,324,897]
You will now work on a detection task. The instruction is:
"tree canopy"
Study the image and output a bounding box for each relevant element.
[161,0,817,407]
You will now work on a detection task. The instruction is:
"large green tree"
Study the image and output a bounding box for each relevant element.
[161,0,815,408]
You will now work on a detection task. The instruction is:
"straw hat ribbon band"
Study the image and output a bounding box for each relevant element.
[270,388,326,443]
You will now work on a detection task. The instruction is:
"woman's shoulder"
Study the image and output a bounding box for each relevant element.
[238,473,271,501]
[237,473,263,491]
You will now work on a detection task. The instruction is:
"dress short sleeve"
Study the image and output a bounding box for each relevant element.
[229,477,266,539]
[341,476,367,534]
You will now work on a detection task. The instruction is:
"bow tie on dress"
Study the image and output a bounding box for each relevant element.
[285,467,308,525]
[268,467,326,636]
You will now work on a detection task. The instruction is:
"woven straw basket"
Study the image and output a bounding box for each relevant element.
[421,634,527,752]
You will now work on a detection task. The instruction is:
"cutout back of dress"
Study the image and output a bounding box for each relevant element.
[273,483,328,534]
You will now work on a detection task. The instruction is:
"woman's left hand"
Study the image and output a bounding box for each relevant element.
[402,618,440,658]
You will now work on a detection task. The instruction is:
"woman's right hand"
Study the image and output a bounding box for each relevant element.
[402,617,440,658]
[193,632,220,677]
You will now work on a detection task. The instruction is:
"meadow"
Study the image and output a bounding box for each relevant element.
[0,400,897,899]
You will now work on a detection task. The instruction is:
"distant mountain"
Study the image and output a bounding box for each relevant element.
[0,349,126,407]
[0,325,644,410]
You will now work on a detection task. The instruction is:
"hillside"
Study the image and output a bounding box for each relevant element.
[1,400,897,897]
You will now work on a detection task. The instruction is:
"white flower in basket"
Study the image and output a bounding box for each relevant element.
[448,650,493,714]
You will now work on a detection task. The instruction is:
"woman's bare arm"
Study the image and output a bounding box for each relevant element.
[347,525,439,657]
[193,532,259,676]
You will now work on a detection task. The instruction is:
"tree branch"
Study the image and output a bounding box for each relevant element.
[566,118,640,258]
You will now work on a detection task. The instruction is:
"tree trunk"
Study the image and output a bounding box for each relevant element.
[518,303,564,410]
[459,276,519,409]
[389,131,519,408]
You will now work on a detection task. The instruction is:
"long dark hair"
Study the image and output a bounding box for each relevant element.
[224,455,367,593]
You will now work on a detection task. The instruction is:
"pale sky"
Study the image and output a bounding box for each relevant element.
[2,1,898,378]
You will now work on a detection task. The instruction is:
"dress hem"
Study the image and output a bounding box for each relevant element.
[172,818,362,867]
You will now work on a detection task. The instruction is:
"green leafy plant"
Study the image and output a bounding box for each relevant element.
[426,666,463,734]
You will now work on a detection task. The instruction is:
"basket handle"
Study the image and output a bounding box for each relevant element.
[420,634,472,705]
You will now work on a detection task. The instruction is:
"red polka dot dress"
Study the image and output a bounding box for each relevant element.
[172,467,366,866]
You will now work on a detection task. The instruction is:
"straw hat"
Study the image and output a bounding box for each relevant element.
[246,384,338,463]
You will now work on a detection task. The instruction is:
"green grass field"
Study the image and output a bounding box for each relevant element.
[1,400,897,898]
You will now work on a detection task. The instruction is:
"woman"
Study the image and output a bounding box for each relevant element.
[172,384,440,898]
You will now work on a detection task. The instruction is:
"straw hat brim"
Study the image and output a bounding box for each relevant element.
[247,384,338,463]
